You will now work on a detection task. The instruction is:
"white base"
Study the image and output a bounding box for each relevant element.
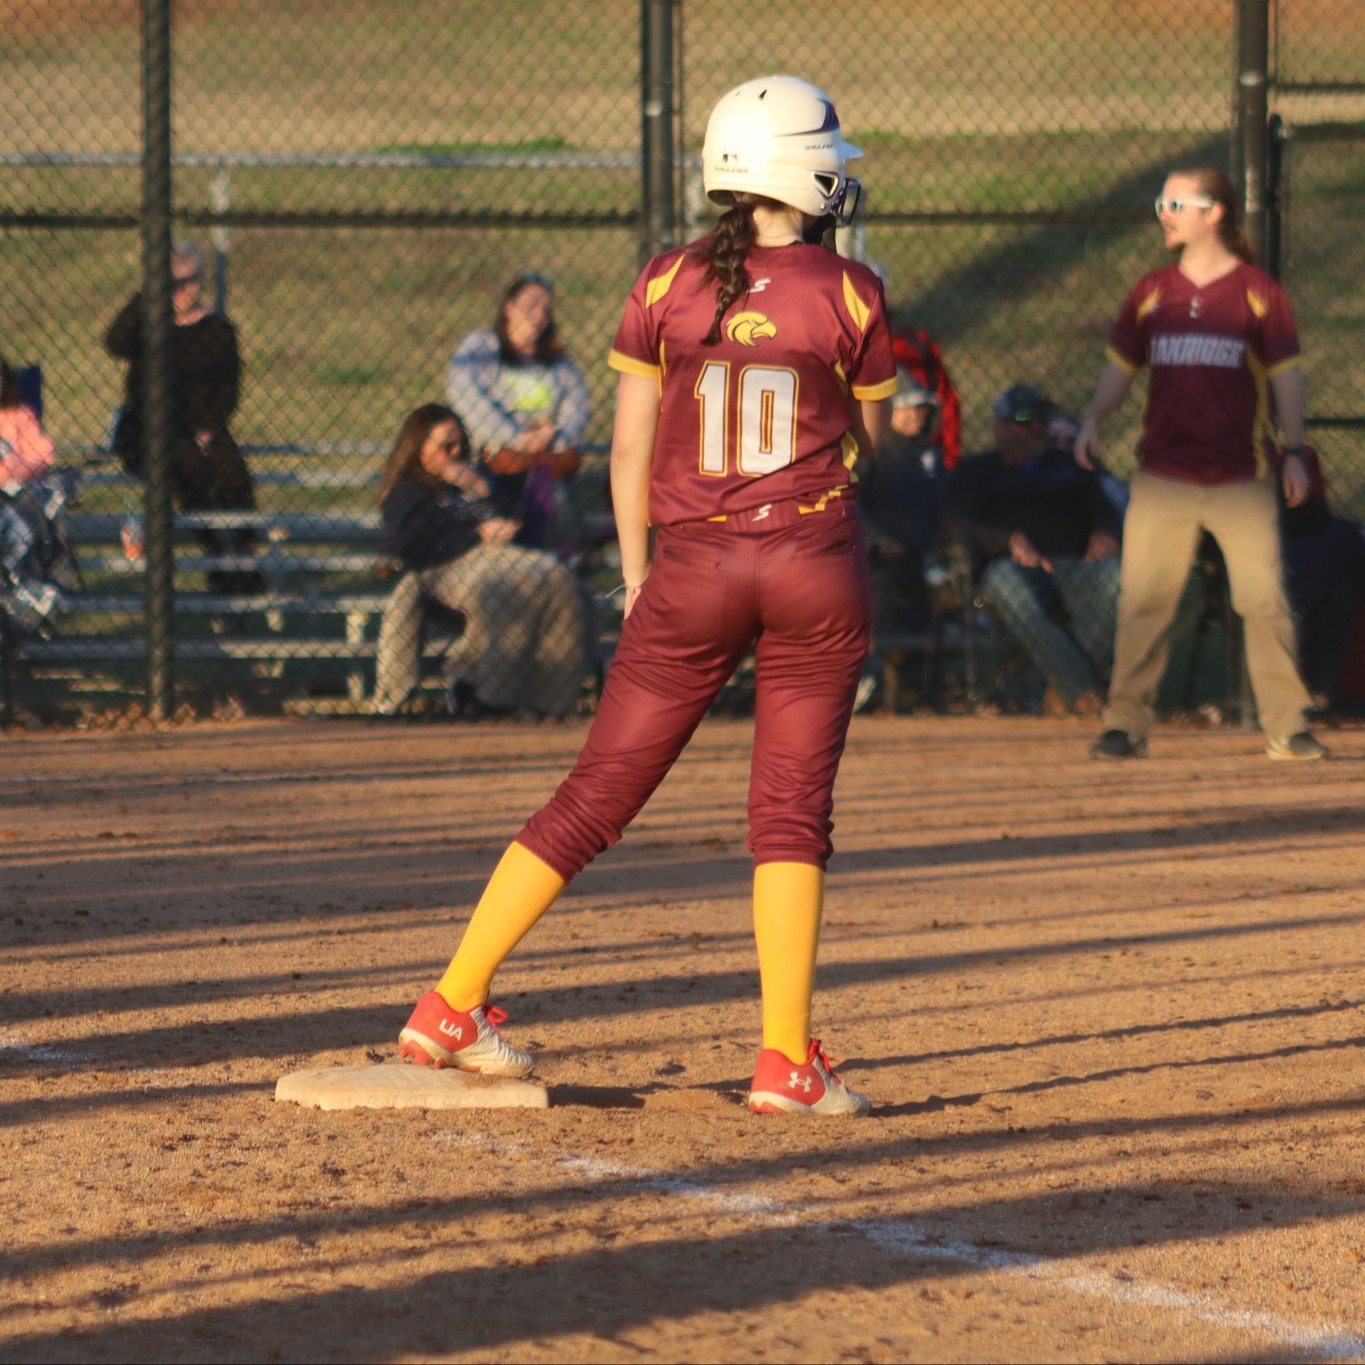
[275,1063,549,1111]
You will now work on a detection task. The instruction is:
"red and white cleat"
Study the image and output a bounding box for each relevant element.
[748,1038,870,1116]
[397,992,534,1077]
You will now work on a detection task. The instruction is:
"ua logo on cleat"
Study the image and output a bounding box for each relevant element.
[786,1072,814,1093]
[438,1020,464,1041]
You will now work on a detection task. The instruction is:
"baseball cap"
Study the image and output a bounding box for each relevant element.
[992,384,1051,424]
[892,368,937,411]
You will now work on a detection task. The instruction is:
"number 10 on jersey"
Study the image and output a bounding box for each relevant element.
[695,361,799,476]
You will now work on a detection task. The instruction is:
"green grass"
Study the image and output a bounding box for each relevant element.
[377,139,570,156]
[2,0,1363,506]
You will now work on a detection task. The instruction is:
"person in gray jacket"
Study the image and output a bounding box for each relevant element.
[446,272,591,555]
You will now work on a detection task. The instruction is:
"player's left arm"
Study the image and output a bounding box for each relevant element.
[1270,364,1309,507]
[1260,279,1309,505]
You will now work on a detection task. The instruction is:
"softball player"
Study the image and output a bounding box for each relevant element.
[398,75,897,1116]
[1076,166,1325,762]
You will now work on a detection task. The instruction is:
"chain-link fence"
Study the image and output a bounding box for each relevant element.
[2,1,1363,723]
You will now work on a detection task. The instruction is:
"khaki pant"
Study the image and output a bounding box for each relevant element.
[1104,470,1310,741]
[373,544,588,717]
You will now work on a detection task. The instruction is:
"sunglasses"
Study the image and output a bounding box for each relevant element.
[1154,196,1215,217]
[431,436,466,455]
[513,271,554,293]
[172,273,200,287]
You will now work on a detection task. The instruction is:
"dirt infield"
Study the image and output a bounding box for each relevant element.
[3,713,1365,1363]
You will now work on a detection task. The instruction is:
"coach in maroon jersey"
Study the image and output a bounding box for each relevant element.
[1074,166,1325,762]
[395,76,897,1114]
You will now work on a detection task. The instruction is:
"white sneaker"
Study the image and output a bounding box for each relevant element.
[853,671,877,714]
[1266,732,1329,762]
[398,993,534,1077]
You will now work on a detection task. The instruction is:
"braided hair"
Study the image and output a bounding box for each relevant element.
[690,198,766,346]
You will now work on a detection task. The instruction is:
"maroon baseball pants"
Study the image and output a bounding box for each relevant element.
[519,501,872,877]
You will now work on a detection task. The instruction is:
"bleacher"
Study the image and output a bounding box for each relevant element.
[4,445,621,717]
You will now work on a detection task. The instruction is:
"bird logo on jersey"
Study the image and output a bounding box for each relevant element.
[726,311,777,346]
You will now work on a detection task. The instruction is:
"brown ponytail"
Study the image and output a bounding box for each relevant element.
[1173,166,1255,263]
[689,200,762,346]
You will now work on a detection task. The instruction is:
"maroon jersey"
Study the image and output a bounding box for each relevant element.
[608,239,898,527]
[1107,261,1300,485]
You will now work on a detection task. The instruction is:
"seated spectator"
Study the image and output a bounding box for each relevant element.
[0,353,55,486]
[945,383,1123,716]
[889,316,963,469]
[1272,443,1365,711]
[859,367,946,636]
[371,403,589,719]
[104,240,261,592]
[446,272,590,557]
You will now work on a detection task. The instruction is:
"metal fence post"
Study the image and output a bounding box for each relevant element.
[640,0,676,265]
[1265,112,1287,279]
[141,0,175,719]
[1228,0,1271,729]
[1234,0,1271,263]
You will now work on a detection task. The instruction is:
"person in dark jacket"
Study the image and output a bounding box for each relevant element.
[860,368,946,635]
[371,403,588,717]
[946,384,1123,714]
[1272,444,1365,711]
[104,240,260,591]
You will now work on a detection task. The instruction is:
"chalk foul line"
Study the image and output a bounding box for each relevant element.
[437,1133,1365,1360]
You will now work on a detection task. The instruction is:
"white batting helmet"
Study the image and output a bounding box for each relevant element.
[702,75,862,225]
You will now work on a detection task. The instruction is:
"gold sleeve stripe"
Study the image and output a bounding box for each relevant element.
[608,349,661,379]
[1247,351,1272,480]
[645,256,685,309]
[1105,344,1141,375]
[1265,355,1301,378]
[852,376,899,401]
[1136,286,1162,320]
[1246,288,1269,319]
[841,272,871,333]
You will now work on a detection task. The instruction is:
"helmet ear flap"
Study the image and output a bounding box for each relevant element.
[812,172,840,201]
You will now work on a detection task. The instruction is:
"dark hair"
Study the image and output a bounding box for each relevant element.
[1170,166,1254,263]
[688,200,762,346]
[494,274,564,366]
[0,354,18,410]
[378,403,468,505]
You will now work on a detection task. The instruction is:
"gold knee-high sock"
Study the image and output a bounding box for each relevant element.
[435,841,566,1012]
[753,860,824,1065]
